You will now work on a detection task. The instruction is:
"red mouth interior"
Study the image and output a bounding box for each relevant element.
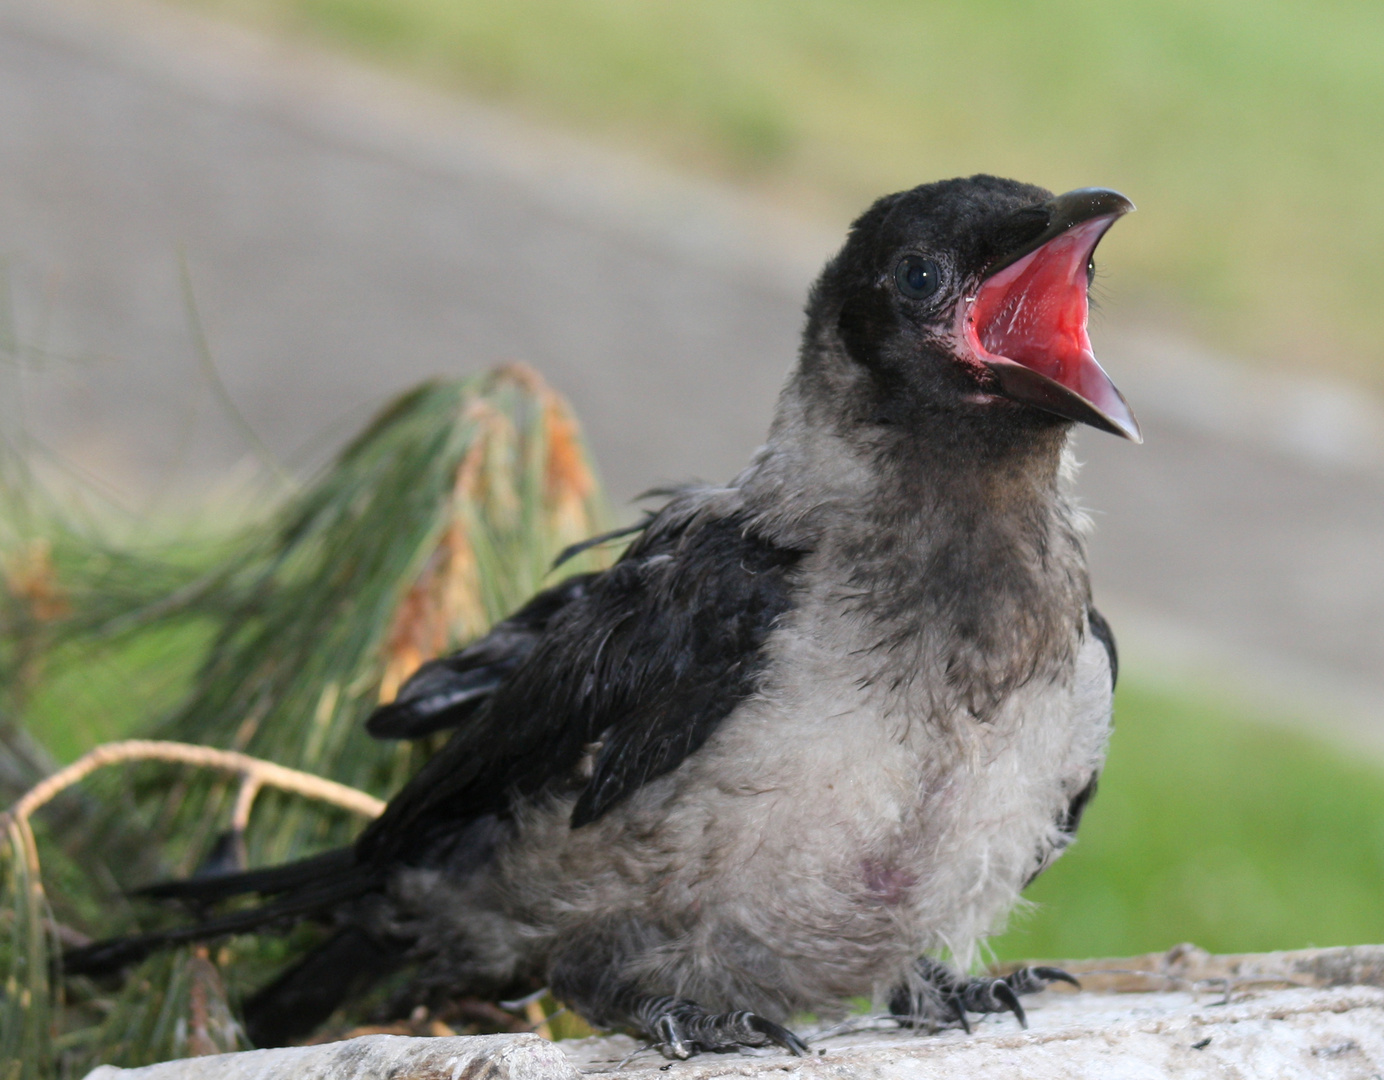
[963,216,1115,405]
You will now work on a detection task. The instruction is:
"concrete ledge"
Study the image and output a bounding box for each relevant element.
[1007,942,1384,993]
[570,987,1384,1078]
[83,1032,580,1080]
[86,947,1384,1080]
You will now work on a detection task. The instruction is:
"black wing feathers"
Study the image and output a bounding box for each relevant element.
[1057,774,1098,840]
[358,510,804,864]
[550,519,651,571]
[365,573,601,739]
[1044,605,1117,856]
[1087,605,1118,689]
[568,518,803,826]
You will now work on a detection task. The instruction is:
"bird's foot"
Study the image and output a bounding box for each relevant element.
[633,996,808,1059]
[890,958,1079,1032]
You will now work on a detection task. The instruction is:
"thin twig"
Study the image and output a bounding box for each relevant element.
[524,998,554,1040]
[2,739,385,830]
[230,774,263,834]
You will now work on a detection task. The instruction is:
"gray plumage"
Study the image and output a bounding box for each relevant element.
[391,377,1109,1022]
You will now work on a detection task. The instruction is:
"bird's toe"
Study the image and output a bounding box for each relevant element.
[655,1014,694,1060]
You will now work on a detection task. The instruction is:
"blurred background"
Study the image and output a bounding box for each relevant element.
[2,0,1383,969]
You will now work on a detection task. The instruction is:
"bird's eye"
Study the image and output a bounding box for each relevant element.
[894,256,941,300]
[1086,256,1096,287]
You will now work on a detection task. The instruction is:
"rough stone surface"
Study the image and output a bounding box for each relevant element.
[82,1032,580,1080]
[1002,942,1384,994]
[567,987,1384,1079]
[85,947,1384,1079]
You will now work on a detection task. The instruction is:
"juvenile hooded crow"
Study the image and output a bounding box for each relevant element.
[67,175,1137,1057]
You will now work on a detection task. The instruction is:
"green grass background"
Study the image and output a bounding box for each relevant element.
[177,0,1384,387]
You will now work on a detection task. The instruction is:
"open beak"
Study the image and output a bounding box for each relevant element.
[959,188,1141,442]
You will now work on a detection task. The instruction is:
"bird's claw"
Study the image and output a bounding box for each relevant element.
[947,995,971,1034]
[978,978,1026,1028]
[644,998,807,1059]
[746,1014,810,1056]
[891,960,1079,1033]
[1014,965,1081,992]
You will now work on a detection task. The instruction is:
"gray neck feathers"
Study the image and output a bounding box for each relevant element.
[736,367,1091,724]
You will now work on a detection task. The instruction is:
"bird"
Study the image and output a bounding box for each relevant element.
[66,174,1139,1058]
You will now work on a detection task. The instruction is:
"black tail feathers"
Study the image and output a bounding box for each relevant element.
[63,847,379,979]
[243,927,405,1046]
[135,847,358,906]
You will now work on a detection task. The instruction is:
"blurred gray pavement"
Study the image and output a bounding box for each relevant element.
[3,0,1383,749]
